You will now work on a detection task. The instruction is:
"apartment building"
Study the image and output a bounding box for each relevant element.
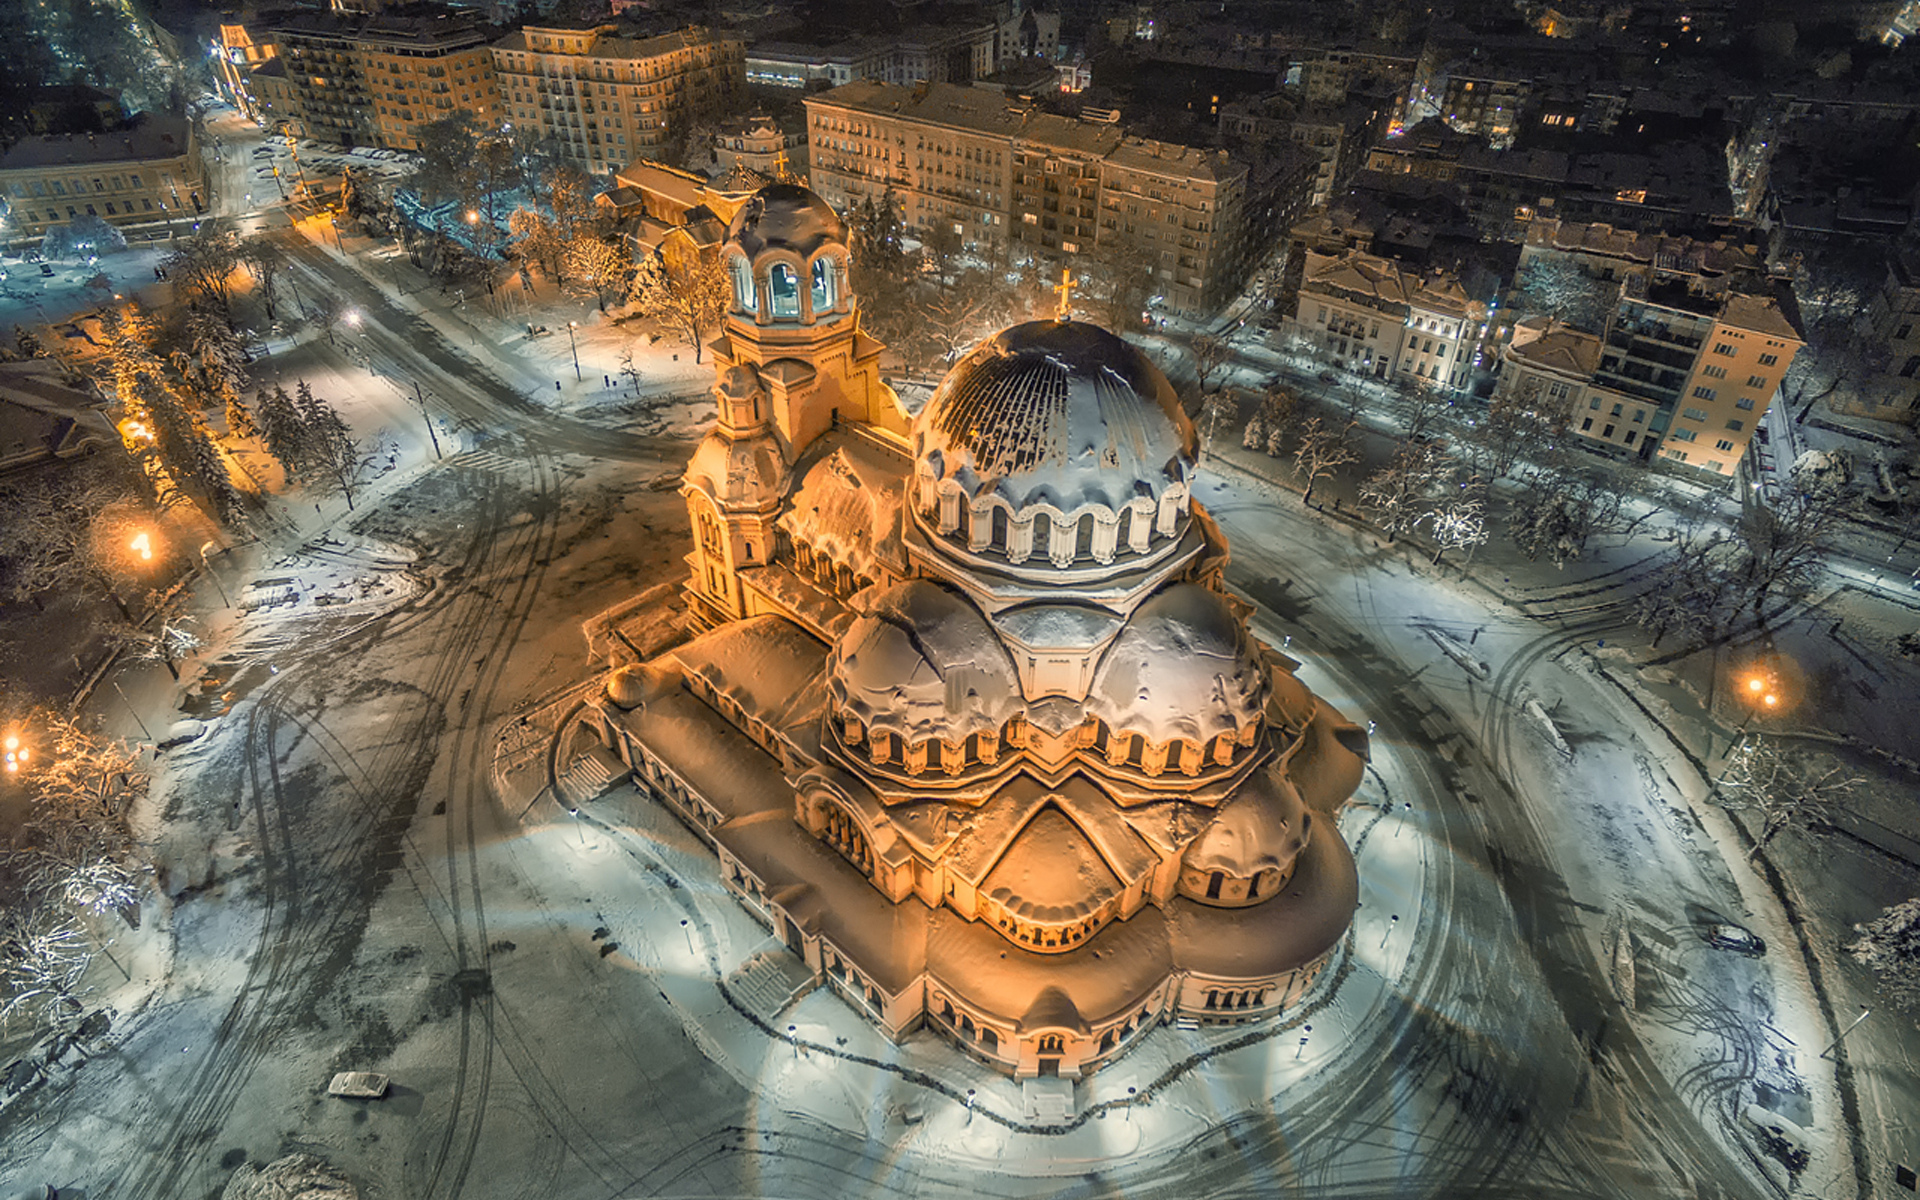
[492,25,743,174]
[1292,249,1485,392]
[261,10,501,151]
[0,114,203,240]
[806,81,1258,314]
[745,26,994,93]
[1846,243,1920,422]
[1498,318,1647,452]
[713,112,806,179]
[1591,277,1802,475]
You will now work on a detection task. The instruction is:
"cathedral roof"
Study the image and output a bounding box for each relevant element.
[828,580,1024,745]
[981,806,1123,926]
[1182,768,1308,877]
[1086,583,1268,747]
[725,182,847,262]
[914,320,1196,516]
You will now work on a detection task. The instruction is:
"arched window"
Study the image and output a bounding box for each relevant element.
[769,263,800,317]
[811,257,836,311]
[731,256,756,312]
[1037,1033,1064,1055]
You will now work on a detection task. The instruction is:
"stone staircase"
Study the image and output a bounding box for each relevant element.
[725,945,818,1022]
[560,744,631,805]
[1022,1076,1075,1123]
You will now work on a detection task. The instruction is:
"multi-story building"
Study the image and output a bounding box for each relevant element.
[492,25,745,174]
[261,10,501,151]
[1498,318,1648,453]
[0,113,204,240]
[806,81,1261,314]
[1291,249,1485,392]
[1591,277,1802,474]
[745,26,994,93]
[1220,94,1384,208]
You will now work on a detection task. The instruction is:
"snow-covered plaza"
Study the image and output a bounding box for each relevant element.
[4,153,1918,1200]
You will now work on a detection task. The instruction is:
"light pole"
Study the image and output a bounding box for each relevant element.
[566,320,581,381]
[199,541,230,607]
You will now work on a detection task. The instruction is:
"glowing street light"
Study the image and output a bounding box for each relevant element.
[129,531,154,562]
[4,732,28,773]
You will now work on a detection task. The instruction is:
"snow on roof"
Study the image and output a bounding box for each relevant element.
[776,442,906,580]
[945,773,1156,890]
[739,564,854,642]
[926,903,1168,1027]
[714,816,932,993]
[1504,319,1603,378]
[671,614,830,739]
[992,602,1124,652]
[981,806,1123,926]
[1182,768,1306,877]
[1167,824,1357,978]
[726,182,847,263]
[828,580,1023,745]
[915,320,1196,515]
[1086,584,1269,747]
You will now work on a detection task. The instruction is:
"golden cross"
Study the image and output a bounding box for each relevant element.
[1054,266,1074,320]
[772,148,791,180]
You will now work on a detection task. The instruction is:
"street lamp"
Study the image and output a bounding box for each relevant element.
[129,531,154,562]
[4,732,28,774]
[566,320,581,381]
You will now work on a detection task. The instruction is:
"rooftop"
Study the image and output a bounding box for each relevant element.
[0,113,193,172]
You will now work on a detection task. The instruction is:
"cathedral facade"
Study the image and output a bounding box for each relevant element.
[586,183,1367,1080]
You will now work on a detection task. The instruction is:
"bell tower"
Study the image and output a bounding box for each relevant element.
[679,184,908,628]
[708,184,908,458]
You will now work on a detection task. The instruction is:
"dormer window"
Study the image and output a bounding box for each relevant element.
[769,263,800,318]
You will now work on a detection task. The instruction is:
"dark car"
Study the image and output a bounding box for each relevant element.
[39,264,54,277]
[1704,922,1765,955]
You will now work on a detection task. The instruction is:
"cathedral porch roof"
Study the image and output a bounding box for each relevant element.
[926,904,1168,1029]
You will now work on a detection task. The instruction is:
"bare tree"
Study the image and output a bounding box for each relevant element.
[629,247,730,364]
[1293,417,1358,506]
[1847,898,1920,1010]
[1509,458,1654,568]
[1423,474,1490,563]
[1247,382,1300,454]
[564,236,633,313]
[240,236,287,323]
[1462,385,1572,483]
[1507,255,1620,332]
[296,381,366,510]
[0,456,156,612]
[161,228,243,317]
[1198,389,1240,458]
[1632,521,1727,647]
[921,269,1007,362]
[1360,439,1450,542]
[1718,735,1858,860]
[1191,333,1232,397]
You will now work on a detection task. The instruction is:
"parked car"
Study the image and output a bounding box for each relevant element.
[327,1071,390,1098]
[1704,922,1765,955]
[39,264,54,277]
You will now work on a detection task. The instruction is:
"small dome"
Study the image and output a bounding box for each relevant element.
[605,665,650,710]
[827,580,1024,746]
[1086,584,1268,747]
[685,429,788,508]
[725,183,847,262]
[1183,770,1310,878]
[915,320,1196,514]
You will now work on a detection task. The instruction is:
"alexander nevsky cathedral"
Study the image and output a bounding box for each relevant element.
[583,183,1368,1081]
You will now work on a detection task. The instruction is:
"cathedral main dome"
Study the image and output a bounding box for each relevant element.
[915,320,1196,515]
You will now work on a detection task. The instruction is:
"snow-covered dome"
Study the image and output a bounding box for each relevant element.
[724,182,847,262]
[827,580,1024,749]
[1182,769,1310,881]
[605,665,650,710]
[685,429,788,508]
[914,320,1197,516]
[1086,584,1268,749]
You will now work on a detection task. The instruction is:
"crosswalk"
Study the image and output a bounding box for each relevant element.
[444,448,526,474]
